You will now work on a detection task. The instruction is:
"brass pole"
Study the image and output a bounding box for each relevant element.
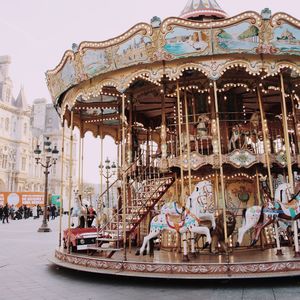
[215,171,219,211]
[184,88,192,195]
[100,136,103,209]
[67,111,74,253]
[176,82,185,205]
[256,168,262,205]
[213,81,228,243]
[77,136,81,194]
[280,73,294,193]
[122,93,127,260]
[257,87,274,197]
[58,119,65,248]
[81,138,84,195]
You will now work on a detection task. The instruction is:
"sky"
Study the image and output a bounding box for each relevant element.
[1,0,300,184]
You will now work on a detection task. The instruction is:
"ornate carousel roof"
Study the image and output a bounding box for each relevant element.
[180,0,228,20]
[46,2,300,140]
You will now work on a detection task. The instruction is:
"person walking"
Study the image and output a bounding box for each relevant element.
[9,205,15,220]
[2,204,9,224]
[0,205,3,221]
[50,204,56,220]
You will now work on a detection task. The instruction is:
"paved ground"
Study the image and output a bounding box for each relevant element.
[1,217,300,300]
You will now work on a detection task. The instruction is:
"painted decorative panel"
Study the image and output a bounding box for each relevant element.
[114,34,152,68]
[46,12,300,103]
[60,60,76,87]
[215,22,259,54]
[272,23,300,54]
[163,27,210,57]
[82,49,110,78]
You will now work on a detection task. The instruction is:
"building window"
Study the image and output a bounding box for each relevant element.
[2,155,8,169]
[5,118,9,131]
[21,157,26,171]
[5,89,10,102]
[24,123,27,135]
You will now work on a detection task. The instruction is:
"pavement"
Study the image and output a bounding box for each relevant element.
[1,217,300,300]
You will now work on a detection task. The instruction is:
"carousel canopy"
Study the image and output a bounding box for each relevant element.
[46,3,300,140]
[180,0,228,20]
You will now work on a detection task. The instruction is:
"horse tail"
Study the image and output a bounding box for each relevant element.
[258,206,264,224]
[241,208,247,226]
[242,208,247,218]
[149,238,154,257]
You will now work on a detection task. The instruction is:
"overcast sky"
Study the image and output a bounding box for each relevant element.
[1,0,300,103]
[1,0,300,184]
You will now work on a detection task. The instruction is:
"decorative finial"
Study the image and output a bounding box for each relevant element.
[151,16,161,28]
[261,8,272,20]
[72,43,79,52]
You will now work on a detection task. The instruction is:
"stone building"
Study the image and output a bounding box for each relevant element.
[0,55,77,209]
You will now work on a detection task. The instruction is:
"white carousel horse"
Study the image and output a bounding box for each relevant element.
[160,182,216,229]
[136,180,215,261]
[71,192,87,228]
[228,112,260,152]
[236,183,300,248]
[228,125,240,151]
[181,132,195,150]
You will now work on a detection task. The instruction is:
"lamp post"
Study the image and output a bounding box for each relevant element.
[34,136,59,232]
[99,158,116,209]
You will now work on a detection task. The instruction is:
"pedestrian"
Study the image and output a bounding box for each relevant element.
[0,205,3,221]
[37,204,41,217]
[2,204,9,224]
[23,205,28,219]
[32,205,38,219]
[9,204,15,220]
[50,204,56,220]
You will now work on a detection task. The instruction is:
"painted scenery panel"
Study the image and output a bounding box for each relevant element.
[60,60,76,88]
[82,49,109,78]
[114,34,152,68]
[272,23,300,54]
[216,22,259,54]
[164,27,209,57]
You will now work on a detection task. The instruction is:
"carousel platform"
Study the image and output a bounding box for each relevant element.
[50,246,300,279]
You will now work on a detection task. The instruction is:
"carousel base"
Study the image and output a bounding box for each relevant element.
[51,247,300,279]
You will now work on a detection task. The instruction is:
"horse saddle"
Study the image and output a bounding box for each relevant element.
[277,200,300,218]
[165,214,185,232]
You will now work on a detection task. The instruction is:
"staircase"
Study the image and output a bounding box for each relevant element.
[88,168,175,258]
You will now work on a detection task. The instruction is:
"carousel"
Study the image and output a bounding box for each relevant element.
[47,0,300,279]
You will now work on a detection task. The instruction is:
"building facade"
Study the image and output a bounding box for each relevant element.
[0,55,77,209]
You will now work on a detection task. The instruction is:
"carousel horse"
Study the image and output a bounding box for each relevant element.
[228,125,241,151]
[136,180,216,261]
[71,192,87,228]
[160,182,216,229]
[196,114,210,140]
[228,112,260,152]
[181,132,195,150]
[236,183,300,247]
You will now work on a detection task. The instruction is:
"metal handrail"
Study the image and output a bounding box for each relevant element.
[97,150,146,202]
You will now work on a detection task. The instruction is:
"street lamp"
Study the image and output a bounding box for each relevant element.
[99,158,116,209]
[34,136,59,232]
